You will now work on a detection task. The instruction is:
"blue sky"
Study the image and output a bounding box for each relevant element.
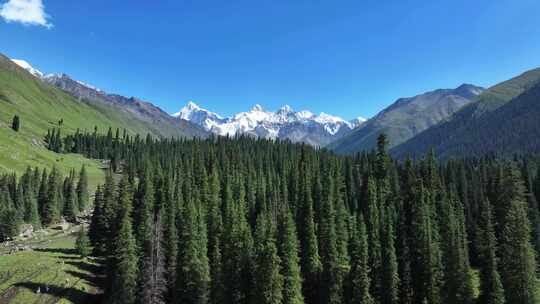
[2,0,540,119]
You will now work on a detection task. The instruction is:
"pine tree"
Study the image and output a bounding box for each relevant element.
[177,193,210,304]
[37,168,48,220]
[410,183,442,304]
[22,175,40,227]
[63,176,78,222]
[349,215,374,304]
[207,166,225,304]
[476,199,505,304]
[499,199,538,304]
[319,166,344,304]
[77,165,89,211]
[141,208,167,304]
[222,175,253,304]
[101,170,118,256]
[76,226,92,258]
[108,204,138,304]
[163,176,179,303]
[296,162,322,304]
[253,213,284,304]
[439,190,474,304]
[277,206,304,304]
[381,207,399,304]
[42,167,60,225]
[133,169,154,258]
[364,177,382,300]
[11,115,20,132]
[89,186,107,255]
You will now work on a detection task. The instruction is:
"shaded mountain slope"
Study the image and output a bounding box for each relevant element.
[329,84,483,154]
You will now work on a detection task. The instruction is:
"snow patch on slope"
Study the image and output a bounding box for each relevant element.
[11,59,43,77]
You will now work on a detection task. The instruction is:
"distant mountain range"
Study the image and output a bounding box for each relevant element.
[10,56,540,160]
[392,67,540,159]
[173,102,366,147]
[329,84,485,154]
[11,58,367,147]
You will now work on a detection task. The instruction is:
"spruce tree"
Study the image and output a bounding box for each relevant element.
[277,206,304,304]
[349,215,374,304]
[42,167,60,225]
[410,183,442,304]
[108,203,138,304]
[76,165,89,211]
[319,166,344,304]
[177,193,210,304]
[439,190,474,304]
[253,213,284,304]
[207,166,225,304]
[222,175,253,304]
[364,177,382,301]
[381,207,399,304]
[63,176,78,222]
[476,199,505,304]
[141,208,167,304]
[296,163,322,304]
[89,186,107,255]
[11,115,20,132]
[75,226,92,258]
[499,199,538,304]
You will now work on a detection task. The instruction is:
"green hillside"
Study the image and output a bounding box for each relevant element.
[0,54,159,185]
[392,67,540,159]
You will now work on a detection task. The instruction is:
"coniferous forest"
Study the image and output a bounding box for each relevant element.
[3,127,528,304]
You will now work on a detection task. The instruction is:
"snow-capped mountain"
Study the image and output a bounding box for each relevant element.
[173,102,366,147]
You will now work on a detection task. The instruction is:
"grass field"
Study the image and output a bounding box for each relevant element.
[0,227,103,304]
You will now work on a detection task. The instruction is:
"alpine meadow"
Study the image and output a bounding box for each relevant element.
[2,1,540,304]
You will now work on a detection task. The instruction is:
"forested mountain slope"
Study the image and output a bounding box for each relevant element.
[393,67,540,159]
[329,84,483,154]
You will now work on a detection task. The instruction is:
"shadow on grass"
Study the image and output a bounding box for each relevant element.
[34,247,78,255]
[65,270,103,287]
[57,255,82,260]
[66,260,103,275]
[13,282,103,304]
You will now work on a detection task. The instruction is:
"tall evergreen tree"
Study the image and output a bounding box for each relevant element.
[108,201,138,304]
[410,183,442,304]
[381,207,399,304]
[296,162,322,304]
[76,165,89,211]
[349,215,374,304]
[500,199,538,304]
[253,213,284,304]
[177,193,210,304]
[476,199,505,304]
[11,115,20,132]
[277,206,304,304]
[42,167,60,225]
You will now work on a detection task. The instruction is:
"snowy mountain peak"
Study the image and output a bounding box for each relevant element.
[251,104,264,112]
[279,105,293,113]
[349,116,367,127]
[172,103,366,146]
[11,59,44,78]
[186,101,200,110]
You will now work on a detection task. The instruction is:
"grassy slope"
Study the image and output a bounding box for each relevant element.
[0,55,159,187]
[0,227,103,304]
